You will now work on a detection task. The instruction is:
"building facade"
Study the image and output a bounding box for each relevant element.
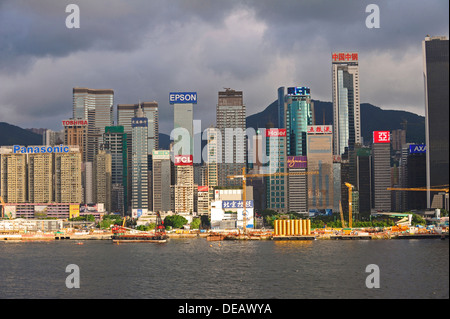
[423,36,449,208]
[332,52,361,156]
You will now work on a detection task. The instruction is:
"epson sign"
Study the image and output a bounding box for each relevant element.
[169,92,197,104]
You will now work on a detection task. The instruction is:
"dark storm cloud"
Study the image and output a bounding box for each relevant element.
[0,0,448,132]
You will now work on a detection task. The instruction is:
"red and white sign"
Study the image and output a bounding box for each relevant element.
[198,186,209,192]
[373,131,390,143]
[307,125,332,134]
[62,120,88,126]
[332,52,358,62]
[265,129,286,137]
[174,155,193,166]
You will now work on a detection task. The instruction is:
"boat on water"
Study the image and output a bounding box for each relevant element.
[111,212,168,243]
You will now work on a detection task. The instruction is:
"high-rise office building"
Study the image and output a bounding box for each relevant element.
[332,52,361,156]
[265,128,287,213]
[152,150,172,212]
[372,131,391,211]
[94,150,112,213]
[216,88,246,187]
[103,126,128,214]
[287,155,308,213]
[355,147,372,215]
[423,36,449,208]
[172,97,194,156]
[278,87,314,156]
[174,155,195,214]
[307,125,334,212]
[131,108,149,214]
[72,88,114,163]
[63,119,88,163]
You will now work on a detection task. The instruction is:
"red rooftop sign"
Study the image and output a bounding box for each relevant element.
[332,52,358,62]
[373,131,390,143]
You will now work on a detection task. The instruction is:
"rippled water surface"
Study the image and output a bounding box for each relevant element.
[0,238,448,299]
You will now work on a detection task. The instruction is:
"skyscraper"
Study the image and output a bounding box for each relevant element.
[216,89,246,187]
[372,131,391,211]
[152,150,172,212]
[55,149,82,204]
[103,126,128,214]
[307,125,334,212]
[332,52,361,156]
[278,87,314,156]
[28,153,53,203]
[0,153,27,203]
[265,128,287,213]
[131,107,149,215]
[72,88,114,163]
[94,150,112,213]
[422,35,449,208]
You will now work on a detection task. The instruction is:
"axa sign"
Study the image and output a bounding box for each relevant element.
[169,92,197,104]
[174,155,193,166]
[409,144,426,154]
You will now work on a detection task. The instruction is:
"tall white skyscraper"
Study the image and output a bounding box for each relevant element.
[331,52,361,156]
[72,88,114,162]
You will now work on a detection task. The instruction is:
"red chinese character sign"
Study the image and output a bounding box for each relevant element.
[307,125,333,134]
[332,52,358,62]
[373,131,390,143]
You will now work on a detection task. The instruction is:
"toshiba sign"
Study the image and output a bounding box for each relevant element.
[373,131,390,143]
[174,155,193,166]
[265,129,286,137]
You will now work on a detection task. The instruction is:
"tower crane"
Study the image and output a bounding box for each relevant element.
[227,167,319,233]
[344,183,354,228]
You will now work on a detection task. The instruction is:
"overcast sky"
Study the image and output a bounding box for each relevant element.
[0,0,448,134]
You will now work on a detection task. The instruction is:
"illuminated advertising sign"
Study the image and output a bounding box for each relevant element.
[174,155,193,166]
[287,87,310,96]
[198,186,209,192]
[409,144,426,154]
[373,131,390,143]
[131,117,148,128]
[62,120,88,126]
[169,92,197,104]
[307,125,332,134]
[13,145,70,154]
[222,200,254,209]
[265,129,286,137]
[152,150,170,160]
[332,52,359,62]
[287,156,307,169]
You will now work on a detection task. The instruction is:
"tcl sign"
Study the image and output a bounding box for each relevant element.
[265,129,286,137]
[174,155,193,166]
[373,131,390,143]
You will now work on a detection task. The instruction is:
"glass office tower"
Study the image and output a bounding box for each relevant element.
[423,36,449,208]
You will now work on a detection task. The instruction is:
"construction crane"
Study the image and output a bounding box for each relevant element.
[387,186,449,193]
[345,183,354,228]
[339,200,346,228]
[0,196,5,218]
[227,167,319,233]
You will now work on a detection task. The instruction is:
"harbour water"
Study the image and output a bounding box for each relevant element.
[0,238,448,299]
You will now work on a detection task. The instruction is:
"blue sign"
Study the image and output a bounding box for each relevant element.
[131,117,148,128]
[222,200,254,209]
[287,87,310,96]
[169,92,197,104]
[409,144,426,154]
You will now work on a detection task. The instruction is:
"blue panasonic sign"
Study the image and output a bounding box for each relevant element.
[169,92,197,104]
[409,144,426,154]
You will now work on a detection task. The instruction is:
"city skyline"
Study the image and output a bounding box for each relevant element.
[0,1,448,135]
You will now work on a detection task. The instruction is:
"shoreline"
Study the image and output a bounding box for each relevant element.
[1,231,448,242]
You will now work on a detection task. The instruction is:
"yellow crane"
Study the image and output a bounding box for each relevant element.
[387,186,449,193]
[0,196,7,219]
[344,183,354,228]
[227,167,319,233]
[339,200,346,228]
